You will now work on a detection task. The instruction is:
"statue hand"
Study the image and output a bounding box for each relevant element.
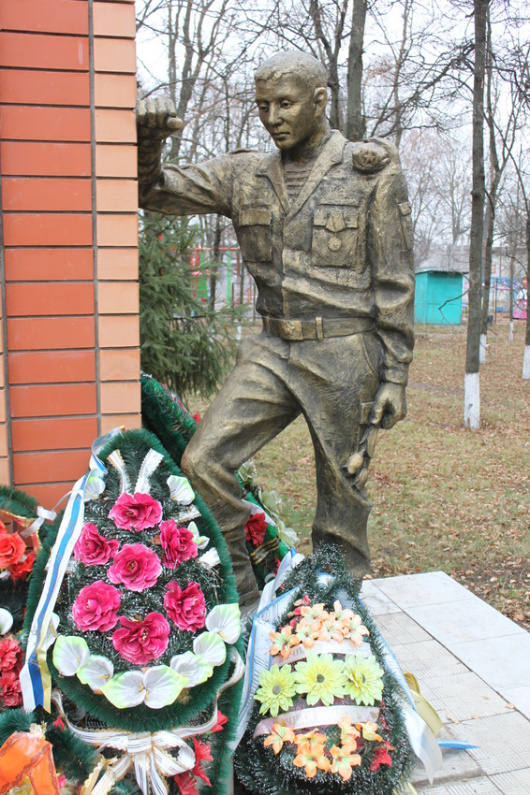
[370,383,407,430]
[136,97,183,140]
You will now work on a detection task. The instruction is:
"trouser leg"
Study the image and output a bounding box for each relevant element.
[287,333,382,577]
[181,336,299,606]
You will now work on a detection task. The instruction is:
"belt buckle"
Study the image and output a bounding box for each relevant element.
[280,319,303,341]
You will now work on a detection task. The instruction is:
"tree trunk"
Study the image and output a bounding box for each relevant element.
[464,0,489,429]
[346,0,367,142]
[523,214,530,378]
[209,214,223,313]
[523,213,530,379]
[480,199,494,364]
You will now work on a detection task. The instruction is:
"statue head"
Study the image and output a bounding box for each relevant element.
[254,51,329,155]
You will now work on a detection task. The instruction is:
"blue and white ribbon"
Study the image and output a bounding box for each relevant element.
[233,548,304,749]
[20,428,121,713]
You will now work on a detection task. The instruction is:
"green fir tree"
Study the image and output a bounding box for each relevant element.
[139,212,244,398]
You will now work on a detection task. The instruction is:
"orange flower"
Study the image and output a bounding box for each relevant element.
[269,626,297,658]
[356,720,383,742]
[337,716,361,746]
[263,722,295,754]
[293,733,330,778]
[294,619,318,648]
[330,744,362,781]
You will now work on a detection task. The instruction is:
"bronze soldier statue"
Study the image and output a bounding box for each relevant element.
[137,51,415,608]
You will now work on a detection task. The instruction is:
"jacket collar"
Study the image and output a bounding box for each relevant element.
[257,130,346,217]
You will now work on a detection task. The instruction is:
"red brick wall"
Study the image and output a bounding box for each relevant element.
[0,0,140,509]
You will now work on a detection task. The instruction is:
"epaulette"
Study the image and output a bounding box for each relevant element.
[229,147,255,155]
[351,139,396,174]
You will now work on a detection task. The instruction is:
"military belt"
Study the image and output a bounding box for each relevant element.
[261,315,373,341]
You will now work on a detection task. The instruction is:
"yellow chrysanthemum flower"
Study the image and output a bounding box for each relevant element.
[343,654,384,705]
[294,652,345,706]
[255,663,298,716]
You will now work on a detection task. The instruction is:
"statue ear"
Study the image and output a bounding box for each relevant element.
[314,87,327,116]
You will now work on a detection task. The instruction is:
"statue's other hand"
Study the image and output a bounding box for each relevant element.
[136,97,183,140]
[370,382,407,430]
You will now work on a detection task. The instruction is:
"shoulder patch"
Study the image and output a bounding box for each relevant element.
[351,141,392,174]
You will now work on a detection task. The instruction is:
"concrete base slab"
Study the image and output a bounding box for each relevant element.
[369,572,529,794]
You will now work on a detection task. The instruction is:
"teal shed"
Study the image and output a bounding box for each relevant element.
[414,270,463,325]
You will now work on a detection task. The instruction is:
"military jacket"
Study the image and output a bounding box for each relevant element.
[140,131,414,385]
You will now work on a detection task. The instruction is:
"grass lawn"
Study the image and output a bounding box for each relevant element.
[193,320,530,629]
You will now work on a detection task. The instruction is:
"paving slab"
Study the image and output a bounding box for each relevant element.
[449,634,530,695]
[498,686,530,720]
[411,731,482,786]
[369,572,530,794]
[406,598,525,645]
[415,780,502,794]
[386,639,469,681]
[372,610,433,646]
[414,671,511,722]
[447,712,530,776]
[374,571,477,608]
[489,768,530,794]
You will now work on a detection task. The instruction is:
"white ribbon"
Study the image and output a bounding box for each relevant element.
[275,639,372,667]
[20,505,57,539]
[52,650,245,795]
[254,704,379,738]
[135,450,164,495]
[107,450,131,495]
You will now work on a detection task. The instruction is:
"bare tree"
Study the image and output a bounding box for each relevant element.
[464,0,489,429]
[480,25,521,364]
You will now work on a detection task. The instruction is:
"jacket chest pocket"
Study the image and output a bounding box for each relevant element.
[237,206,272,262]
[311,204,359,267]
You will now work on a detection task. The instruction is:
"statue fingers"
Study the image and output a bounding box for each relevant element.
[137,97,182,135]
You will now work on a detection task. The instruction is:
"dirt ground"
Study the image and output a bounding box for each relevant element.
[241,319,530,629]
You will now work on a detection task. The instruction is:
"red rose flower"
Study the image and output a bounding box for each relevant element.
[109,492,163,532]
[72,580,121,632]
[112,612,170,664]
[0,531,25,569]
[244,512,268,546]
[0,638,22,672]
[9,551,36,581]
[74,522,119,566]
[0,670,22,707]
[159,521,197,569]
[164,581,206,632]
[108,543,162,592]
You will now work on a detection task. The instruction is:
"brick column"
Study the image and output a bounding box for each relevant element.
[0,0,140,508]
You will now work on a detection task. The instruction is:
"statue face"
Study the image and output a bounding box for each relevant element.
[255,75,324,151]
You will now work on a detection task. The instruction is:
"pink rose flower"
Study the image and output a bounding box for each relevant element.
[107,544,162,592]
[72,581,121,632]
[74,522,119,566]
[160,521,198,569]
[112,612,170,664]
[109,492,163,532]
[0,670,22,707]
[164,581,206,632]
